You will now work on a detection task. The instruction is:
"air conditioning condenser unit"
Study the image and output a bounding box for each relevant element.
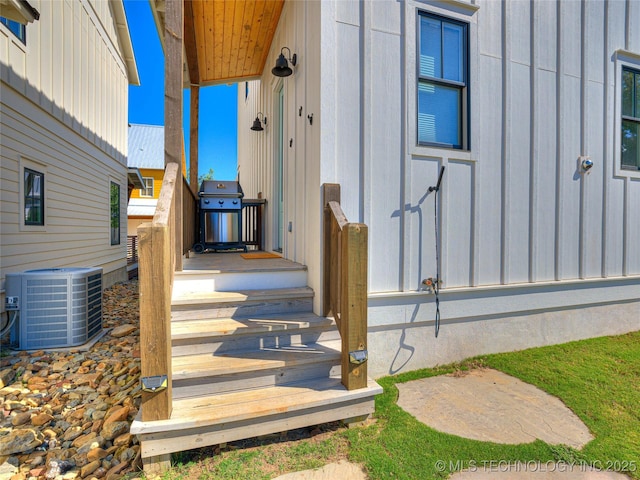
[5,267,103,350]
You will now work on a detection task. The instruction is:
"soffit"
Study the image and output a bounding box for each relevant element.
[150,0,284,87]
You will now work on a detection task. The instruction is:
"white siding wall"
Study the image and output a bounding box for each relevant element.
[0,0,131,293]
[237,0,323,311]
[236,0,640,375]
[322,0,640,293]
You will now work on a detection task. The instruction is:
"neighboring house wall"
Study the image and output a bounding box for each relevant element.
[0,0,138,308]
[126,124,165,235]
[238,0,640,377]
[127,168,164,234]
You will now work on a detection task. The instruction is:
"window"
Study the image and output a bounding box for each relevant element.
[418,12,468,149]
[0,17,26,44]
[24,168,44,225]
[140,177,154,197]
[110,182,120,245]
[621,66,640,171]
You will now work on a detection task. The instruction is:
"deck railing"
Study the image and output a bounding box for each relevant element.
[242,199,266,250]
[127,235,139,265]
[183,175,197,255]
[138,162,180,422]
[322,184,369,390]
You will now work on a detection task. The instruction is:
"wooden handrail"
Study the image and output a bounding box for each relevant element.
[138,162,180,422]
[322,184,368,390]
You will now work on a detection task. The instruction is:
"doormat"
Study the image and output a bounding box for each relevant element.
[240,252,282,259]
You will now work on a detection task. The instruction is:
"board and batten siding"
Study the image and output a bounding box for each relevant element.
[327,0,640,293]
[238,0,324,312]
[0,0,133,292]
[236,0,639,375]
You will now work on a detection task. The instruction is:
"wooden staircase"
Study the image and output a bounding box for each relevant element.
[131,260,382,462]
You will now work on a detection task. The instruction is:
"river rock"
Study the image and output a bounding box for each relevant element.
[112,433,132,448]
[0,460,18,478]
[80,460,101,478]
[104,461,129,480]
[63,426,84,442]
[77,436,104,456]
[1,281,143,479]
[11,411,32,426]
[31,413,54,426]
[103,406,129,425]
[100,421,128,441]
[0,429,43,455]
[86,448,108,463]
[109,325,136,338]
[72,432,97,449]
[0,368,15,388]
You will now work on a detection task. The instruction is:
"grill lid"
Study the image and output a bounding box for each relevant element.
[199,180,243,197]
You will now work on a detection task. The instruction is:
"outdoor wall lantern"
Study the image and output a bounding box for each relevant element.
[272,47,297,77]
[250,112,267,131]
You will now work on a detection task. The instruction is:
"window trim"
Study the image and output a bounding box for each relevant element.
[23,167,44,226]
[614,50,640,179]
[417,11,470,150]
[0,16,26,44]
[19,159,46,231]
[620,66,640,172]
[406,1,478,161]
[110,181,121,246]
[140,177,154,197]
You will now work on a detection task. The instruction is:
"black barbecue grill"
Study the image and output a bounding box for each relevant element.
[193,180,246,253]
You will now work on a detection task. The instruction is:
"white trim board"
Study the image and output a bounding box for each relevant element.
[368,276,640,328]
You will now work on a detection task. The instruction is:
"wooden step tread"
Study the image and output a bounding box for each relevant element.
[172,287,314,307]
[130,376,383,435]
[171,312,335,340]
[175,264,308,275]
[172,341,341,380]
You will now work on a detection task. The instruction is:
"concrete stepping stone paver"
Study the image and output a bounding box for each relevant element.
[397,368,594,448]
[271,460,367,480]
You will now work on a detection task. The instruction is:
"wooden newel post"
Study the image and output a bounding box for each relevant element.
[341,223,368,390]
[322,184,341,317]
[139,222,173,422]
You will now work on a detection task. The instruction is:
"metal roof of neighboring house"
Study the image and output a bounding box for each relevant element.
[127,198,157,217]
[128,124,165,169]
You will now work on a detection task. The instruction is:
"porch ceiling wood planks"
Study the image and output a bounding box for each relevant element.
[171,0,284,87]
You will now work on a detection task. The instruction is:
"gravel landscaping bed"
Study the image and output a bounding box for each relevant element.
[0,281,142,480]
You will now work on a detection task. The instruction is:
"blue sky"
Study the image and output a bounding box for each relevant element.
[123,0,238,181]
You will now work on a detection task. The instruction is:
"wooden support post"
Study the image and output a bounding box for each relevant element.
[165,0,183,271]
[139,221,173,422]
[142,454,171,477]
[341,223,368,390]
[322,184,340,316]
[190,85,200,195]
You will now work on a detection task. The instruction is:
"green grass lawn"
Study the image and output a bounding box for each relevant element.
[163,331,640,480]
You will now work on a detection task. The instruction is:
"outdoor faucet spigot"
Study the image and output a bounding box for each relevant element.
[422,277,439,293]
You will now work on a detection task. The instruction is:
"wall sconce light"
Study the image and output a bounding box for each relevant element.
[272,47,297,77]
[250,112,267,131]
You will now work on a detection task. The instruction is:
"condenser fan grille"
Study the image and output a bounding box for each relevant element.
[6,267,103,350]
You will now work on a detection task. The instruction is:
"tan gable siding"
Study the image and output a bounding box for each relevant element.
[0,0,133,297]
[0,86,127,280]
[1,0,130,161]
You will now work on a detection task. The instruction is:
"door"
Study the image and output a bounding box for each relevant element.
[274,84,284,252]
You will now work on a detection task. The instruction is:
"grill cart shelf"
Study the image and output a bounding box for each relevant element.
[193,181,247,253]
